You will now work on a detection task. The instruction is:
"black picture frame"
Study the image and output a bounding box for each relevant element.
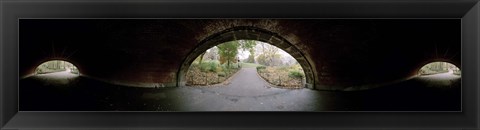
[1,0,479,129]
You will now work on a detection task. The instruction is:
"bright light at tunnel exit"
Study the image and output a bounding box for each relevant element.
[186,40,306,89]
[419,62,461,76]
[35,60,80,76]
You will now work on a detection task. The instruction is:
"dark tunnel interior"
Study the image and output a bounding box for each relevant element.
[19,19,461,111]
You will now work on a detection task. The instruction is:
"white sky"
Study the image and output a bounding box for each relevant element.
[207,40,293,60]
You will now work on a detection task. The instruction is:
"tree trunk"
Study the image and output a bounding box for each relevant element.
[199,52,206,64]
[227,60,230,68]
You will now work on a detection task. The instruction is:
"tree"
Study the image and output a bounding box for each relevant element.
[204,47,219,61]
[256,53,282,66]
[256,42,280,66]
[239,40,257,63]
[217,41,240,68]
[240,40,257,52]
[246,54,255,63]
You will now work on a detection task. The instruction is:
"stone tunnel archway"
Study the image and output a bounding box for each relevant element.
[177,26,316,89]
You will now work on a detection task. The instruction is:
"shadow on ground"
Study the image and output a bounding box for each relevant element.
[20,70,461,111]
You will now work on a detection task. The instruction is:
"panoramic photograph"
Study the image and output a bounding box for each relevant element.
[19,19,461,111]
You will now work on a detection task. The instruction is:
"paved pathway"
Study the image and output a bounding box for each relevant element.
[36,70,79,79]
[196,68,289,97]
[34,70,80,86]
[416,70,461,88]
[419,70,460,79]
[173,68,316,111]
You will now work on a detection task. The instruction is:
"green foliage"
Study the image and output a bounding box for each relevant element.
[186,59,242,86]
[240,40,257,51]
[215,64,223,72]
[199,61,219,72]
[35,60,77,74]
[199,63,208,72]
[220,64,232,73]
[241,40,257,63]
[288,70,304,79]
[256,66,266,71]
[246,54,255,63]
[208,62,218,72]
[419,62,460,75]
[221,64,228,71]
[217,41,240,68]
[36,67,66,74]
[421,62,447,72]
[256,54,267,66]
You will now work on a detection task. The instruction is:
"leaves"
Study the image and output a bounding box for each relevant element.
[217,41,240,68]
[257,66,304,89]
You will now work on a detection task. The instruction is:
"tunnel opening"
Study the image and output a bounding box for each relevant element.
[178,26,315,89]
[185,41,243,86]
[416,61,461,88]
[33,60,80,85]
[185,40,306,89]
[35,60,79,75]
[418,61,461,76]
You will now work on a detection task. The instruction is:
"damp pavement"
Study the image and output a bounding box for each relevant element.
[20,69,461,111]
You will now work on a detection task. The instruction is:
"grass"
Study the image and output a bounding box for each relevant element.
[241,62,262,68]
